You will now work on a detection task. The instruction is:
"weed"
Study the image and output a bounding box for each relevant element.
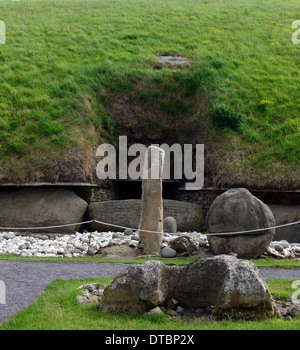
[211,105,242,131]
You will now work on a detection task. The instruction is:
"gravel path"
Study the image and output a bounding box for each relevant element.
[0,260,128,324]
[0,261,299,325]
[259,268,300,280]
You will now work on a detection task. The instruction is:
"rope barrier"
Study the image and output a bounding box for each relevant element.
[0,218,299,236]
[0,220,94,231]
[205,220,300,236]
[93,219,300,236]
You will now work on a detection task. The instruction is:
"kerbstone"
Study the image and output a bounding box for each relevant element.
[89,199,204,232]
[206,188,275,258]
[0,188,88,233]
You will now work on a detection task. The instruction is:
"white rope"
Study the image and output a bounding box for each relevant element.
[94,219,300,236]
[0,220,94,230]
[205,220,300,236]
[0,218,299,236]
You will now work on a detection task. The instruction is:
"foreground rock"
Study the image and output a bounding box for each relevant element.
[99,256,279,320]
[206,188,276,259]
[99,260,183,313]
[0,188,88,233]
[174,255,278,319]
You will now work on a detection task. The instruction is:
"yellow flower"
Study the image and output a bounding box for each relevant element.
[260,100,271,105]
[270,21,277,24]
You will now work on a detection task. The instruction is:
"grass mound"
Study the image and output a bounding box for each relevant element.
[0,0,299,188]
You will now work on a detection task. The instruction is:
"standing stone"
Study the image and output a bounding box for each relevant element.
[139,146,165,254]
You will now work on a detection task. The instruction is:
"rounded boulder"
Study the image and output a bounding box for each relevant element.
[163,216,177,233]
[206,188,275,259]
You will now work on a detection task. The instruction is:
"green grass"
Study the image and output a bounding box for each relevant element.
[0,0,299,186]
[1,277,299,330]
[249,257,300,269]
[0,253,299,268]
[0,253,201,265]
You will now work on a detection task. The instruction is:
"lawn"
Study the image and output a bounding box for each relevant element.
[0,252,299,330]
[0,253,299,268]
[0,0,299,187]
[1,277,299,330]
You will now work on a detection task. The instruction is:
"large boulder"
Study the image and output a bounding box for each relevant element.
[174,255,279,319]
[99,256,279,320]
[0,188,88,233]
[206,188,276,258]
[268,205,300,243]
[99,260,183,313]
[88,199,204,232]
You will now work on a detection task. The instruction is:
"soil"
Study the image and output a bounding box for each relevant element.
[97,245,142,260]
[167,297,300,322]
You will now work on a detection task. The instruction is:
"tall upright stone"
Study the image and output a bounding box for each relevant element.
[139,146,165,254]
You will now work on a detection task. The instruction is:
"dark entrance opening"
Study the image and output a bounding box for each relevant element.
[113,180,182,200]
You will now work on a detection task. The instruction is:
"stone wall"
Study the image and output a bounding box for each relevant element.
[0,184,298,241]
[269,205,300,243]
[88,199,204,232]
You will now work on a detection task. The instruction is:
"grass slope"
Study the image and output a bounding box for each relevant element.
[0,0,299,187]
